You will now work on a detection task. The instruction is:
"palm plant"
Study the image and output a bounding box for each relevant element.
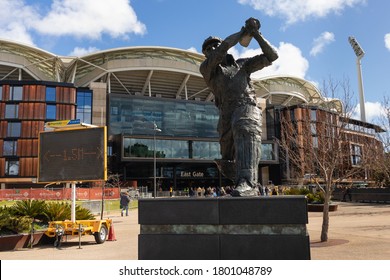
[0,206,32,234]
[44,202,71,222]
[11,200,47,222]
[43,202,95,221]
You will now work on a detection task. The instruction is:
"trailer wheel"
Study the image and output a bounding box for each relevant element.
[94,224,108,244]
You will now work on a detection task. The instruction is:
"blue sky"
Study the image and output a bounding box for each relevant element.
[1,0,389,123]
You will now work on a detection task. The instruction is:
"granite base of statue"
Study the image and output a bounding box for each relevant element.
[138,196,311,260]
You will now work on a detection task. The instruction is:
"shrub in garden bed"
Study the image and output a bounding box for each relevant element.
[0,200,95,235]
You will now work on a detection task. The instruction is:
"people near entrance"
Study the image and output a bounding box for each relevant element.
[169,186,173,197]
[143,184,294,197]
[120,191,131,216]
[258,185,264,196]
[153,184,287,198]
[184,185,233,197]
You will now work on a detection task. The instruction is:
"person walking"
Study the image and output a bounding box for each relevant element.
[169,186,173,197]
[342,187,352,202]
[200,17,278,196]
[120,192,131,216]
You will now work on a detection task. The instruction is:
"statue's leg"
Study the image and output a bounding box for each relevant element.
[219,127,234,160]
[233,131,261,195]
[215,123,237,182]
[231,105,262,196]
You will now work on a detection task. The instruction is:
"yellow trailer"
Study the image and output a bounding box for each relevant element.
[45,219,112,246]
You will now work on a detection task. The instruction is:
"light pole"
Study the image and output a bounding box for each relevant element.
[153,122,161,198]
[348,36,366,122]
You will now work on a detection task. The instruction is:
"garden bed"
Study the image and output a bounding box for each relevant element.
[0,232,45,251]
[307,203,338,212]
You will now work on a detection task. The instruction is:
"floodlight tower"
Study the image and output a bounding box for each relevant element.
[348,36,366,122]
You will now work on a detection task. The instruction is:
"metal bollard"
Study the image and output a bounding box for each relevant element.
[78,223,84,249]
[30,220,35,249]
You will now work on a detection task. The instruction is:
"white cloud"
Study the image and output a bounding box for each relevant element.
[238,0,366,25]
[0,0,146,46]
[0,23,35,46]
[230,42,309,79]
[0,0,37,45]
[69,46,100,57]
[310,32,335,56]
[385,33,390,51]
[32,0,146,39]
[352,101,385,123]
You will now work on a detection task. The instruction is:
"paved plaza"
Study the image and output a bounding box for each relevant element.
[0,201,389,260]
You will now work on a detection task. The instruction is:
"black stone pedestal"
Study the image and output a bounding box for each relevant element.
[138,196,310,260]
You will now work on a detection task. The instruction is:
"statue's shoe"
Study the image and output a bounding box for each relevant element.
[231,181,259,197]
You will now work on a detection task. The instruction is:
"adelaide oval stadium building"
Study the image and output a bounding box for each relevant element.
[0,39,384,191]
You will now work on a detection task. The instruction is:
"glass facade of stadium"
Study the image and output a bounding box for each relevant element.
[108,94,279,190]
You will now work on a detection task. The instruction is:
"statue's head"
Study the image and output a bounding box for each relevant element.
[202,36,222,55]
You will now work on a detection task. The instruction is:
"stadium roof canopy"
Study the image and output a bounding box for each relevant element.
[0,39,342,113]
[0,39,64,81]
[253,75,343,113]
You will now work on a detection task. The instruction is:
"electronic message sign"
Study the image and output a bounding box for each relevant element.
[38,127,107,183]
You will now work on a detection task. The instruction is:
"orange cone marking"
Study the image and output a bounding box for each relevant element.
[107,222,117,241]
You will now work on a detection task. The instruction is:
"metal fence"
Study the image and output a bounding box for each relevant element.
[79,199,138,216]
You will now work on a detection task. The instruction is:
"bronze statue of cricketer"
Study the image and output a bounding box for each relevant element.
[200,18,278,196]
